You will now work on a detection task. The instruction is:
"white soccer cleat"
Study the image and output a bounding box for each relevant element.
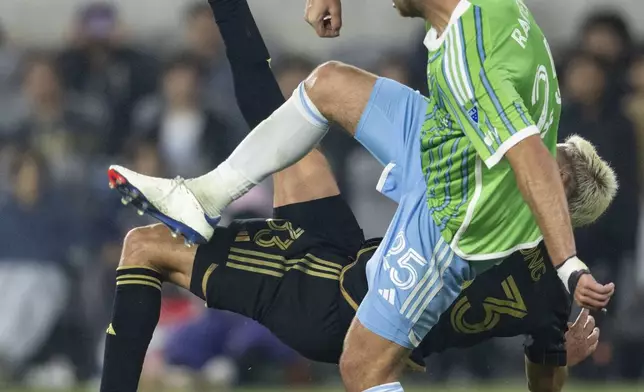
[107,165,219,244]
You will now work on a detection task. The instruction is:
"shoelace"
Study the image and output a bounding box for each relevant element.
[151,176,189,203]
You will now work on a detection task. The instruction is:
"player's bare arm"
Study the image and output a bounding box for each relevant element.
[506,136,575,266]
[506,136,615,310]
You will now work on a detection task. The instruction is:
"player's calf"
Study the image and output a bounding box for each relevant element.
[100,224,197,392]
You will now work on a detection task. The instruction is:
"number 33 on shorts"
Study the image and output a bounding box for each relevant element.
[383,231,429,291]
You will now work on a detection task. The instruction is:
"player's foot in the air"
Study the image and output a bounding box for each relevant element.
[107,165,219,246]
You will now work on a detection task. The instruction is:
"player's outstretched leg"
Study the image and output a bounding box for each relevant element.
[100,224,197,392]
[107,169,216,245]
[107,0,285,246]
[108,61,376,244]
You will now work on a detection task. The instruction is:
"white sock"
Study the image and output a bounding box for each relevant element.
[187,82,329,218]
[363,382,404,392]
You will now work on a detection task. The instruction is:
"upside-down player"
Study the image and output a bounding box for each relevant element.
[108,0,617,387]
[100,1,616,391]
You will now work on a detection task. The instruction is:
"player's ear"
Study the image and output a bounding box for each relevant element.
[560,168,571,192]
[556,147,574,198]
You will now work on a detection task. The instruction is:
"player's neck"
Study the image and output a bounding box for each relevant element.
[424,0,461,35]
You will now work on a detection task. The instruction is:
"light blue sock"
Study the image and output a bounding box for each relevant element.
[363,381,404,392]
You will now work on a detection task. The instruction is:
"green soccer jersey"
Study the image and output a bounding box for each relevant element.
[421,0,561,260]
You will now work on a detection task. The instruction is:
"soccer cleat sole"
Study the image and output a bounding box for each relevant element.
[107,168,208,246]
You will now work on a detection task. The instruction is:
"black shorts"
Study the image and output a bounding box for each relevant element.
[190,195,364,364]
[420,242,571,366]
[191,195,570,368]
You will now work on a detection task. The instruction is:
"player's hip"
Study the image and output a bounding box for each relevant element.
[195,209,361,279]
[196,218,354,306]
[192,219,355,363]
[358,193,476,347]
[420,241,570,364]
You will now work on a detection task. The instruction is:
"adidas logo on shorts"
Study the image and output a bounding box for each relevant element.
[379,288,396,305]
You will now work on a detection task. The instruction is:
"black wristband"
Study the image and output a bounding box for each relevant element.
[567,269,590,295]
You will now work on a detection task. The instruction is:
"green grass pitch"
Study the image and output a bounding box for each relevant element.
[5,384,643,392]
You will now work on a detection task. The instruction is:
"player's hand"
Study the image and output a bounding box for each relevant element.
[304,0,342,38]
[565,308,600,366]
[574,273,615,311]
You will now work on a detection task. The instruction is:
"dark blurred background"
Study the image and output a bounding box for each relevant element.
[0,1,643,390]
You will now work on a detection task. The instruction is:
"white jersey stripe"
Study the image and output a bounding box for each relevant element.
[454,23,475,101]
[448,29,468,106]
[449,27,470,105]
[443,32,465,106]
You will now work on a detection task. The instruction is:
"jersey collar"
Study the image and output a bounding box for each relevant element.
[423,0,472,52]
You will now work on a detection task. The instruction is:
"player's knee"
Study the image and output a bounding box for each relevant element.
[526,363,567,392]
[304,61,349,108]
[339,348,385,392]
[528,378,565,392]
[311,60,347,80]
[120,224,167,271]
[339,350,364,392]
[340,354,394,392]
[340,320,406,390]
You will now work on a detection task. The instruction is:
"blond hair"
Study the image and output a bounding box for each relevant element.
[561,135,618,227]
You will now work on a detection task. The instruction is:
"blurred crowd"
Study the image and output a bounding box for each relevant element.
[0,2,643,389]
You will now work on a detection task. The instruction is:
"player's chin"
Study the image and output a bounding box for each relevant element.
[394,8,415,17]
[392,1,420,17]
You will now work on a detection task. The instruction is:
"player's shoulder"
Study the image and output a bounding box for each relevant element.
[466,0,532,34]
[468,0,529,20]
[464,0,539,55]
